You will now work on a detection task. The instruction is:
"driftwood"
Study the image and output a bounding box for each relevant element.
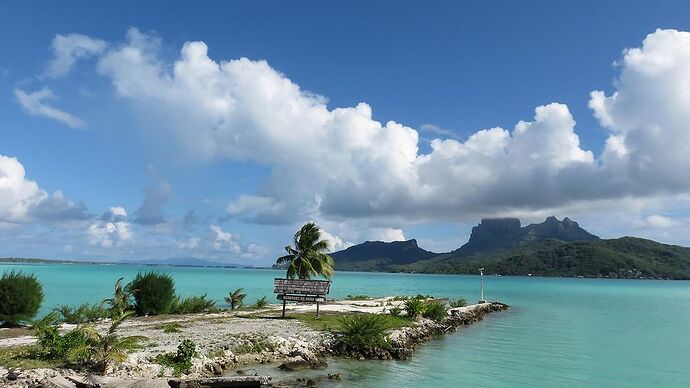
[167,376,271,388]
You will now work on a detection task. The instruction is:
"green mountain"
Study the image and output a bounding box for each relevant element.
[330,217,690,279]
[332,239,438,271]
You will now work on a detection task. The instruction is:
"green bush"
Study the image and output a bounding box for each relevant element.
[153,323,182,333]
[0,270,44,326]
[69,311,146,374]
[53,303,110,324]
[346,294,371,300]
[154,339,198,376]
[422,301,448,322]
[449,298,467,308]
[389,307,402,317]
[33,313,87,360]
[255,296,269,308]
[339,314,389,350]
[129,272,175,316]
[404,298,426,318]
[169,294,218,314]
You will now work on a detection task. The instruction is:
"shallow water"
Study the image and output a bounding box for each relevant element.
[2,263,689,387]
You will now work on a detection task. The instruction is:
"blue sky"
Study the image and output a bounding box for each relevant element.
[3,1,690,264]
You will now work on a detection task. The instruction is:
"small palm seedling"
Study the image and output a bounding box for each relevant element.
[69,311,146,374]
[225,288,246,310]
[255,296,269,308]
[103,277,131,317]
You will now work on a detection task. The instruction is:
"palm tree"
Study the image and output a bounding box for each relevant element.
[276,222,334,280]
[102,277,131,316]
[69,311,146,374]
[225,288,246,310]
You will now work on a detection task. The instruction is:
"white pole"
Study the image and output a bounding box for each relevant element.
[479,267,485,302]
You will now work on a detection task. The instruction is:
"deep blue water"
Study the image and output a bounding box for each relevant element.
[2,263,689,387]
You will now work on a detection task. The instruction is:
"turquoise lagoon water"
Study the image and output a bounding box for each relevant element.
[2,263,689,387]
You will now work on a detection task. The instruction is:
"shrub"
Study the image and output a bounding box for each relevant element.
[233,339,275,354]
[53,303,110,324]
[339,314,389,350]
[153,323,182,333]
[69,311,146,374]
[255,296,269,308]
[33,313,87,360]
[422,301,448,322]
[154,339,198,376]
[449,298,467,308]
[389,307,402,317]
[0,270,44,326]
[169,294,218,314]
[404,298,426,318]
[129,272,175,316]
[346,294,371,300]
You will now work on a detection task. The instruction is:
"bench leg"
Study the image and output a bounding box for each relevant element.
[316,301,320,319]
[282,299,286,318]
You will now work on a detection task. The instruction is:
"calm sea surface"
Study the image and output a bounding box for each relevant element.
[2,263,689,387]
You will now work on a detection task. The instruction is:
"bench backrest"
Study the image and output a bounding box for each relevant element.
[274,278,331,296]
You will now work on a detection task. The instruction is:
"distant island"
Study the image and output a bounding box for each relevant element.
[4,217,690,280]
[0,257,264,269]
[332,217,690,280]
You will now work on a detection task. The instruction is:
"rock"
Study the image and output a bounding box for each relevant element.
[7,369,19,380]
[306,379,316,387]
[209,363,223,376]
[278,358,312,371]
[43,375,77,388]
[168,376,271,388]
[125,379,171,388]
[327,373,341,381]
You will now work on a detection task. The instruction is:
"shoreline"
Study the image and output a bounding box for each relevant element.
[0,298,508,387]
[1,260,682,282]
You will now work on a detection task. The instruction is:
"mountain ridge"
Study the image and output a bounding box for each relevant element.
[331,217,690,279]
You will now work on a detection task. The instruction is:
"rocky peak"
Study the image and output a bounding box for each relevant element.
[457,216,599,254]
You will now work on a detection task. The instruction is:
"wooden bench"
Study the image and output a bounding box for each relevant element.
[274,278,331,318]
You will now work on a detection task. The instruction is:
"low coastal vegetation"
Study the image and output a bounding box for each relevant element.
[345,294,372,300]
[449,298,468,308]
[129,271,176,316]
[154,339,198,376]
[289,312,413,333]
[20,310,145,374]
[254,296,269,308]
[225,288,246,310]
[68,312,146,374]
[0,270,44,327]
[53,303,110,324]
[154,323,182,333]
[170,294,219,314]
[339,314,390,350]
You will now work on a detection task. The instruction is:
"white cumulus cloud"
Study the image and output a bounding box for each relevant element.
[0,154,87,223]
[88,207,133,247]
[44,33,107,78]
[22,28,690,240]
